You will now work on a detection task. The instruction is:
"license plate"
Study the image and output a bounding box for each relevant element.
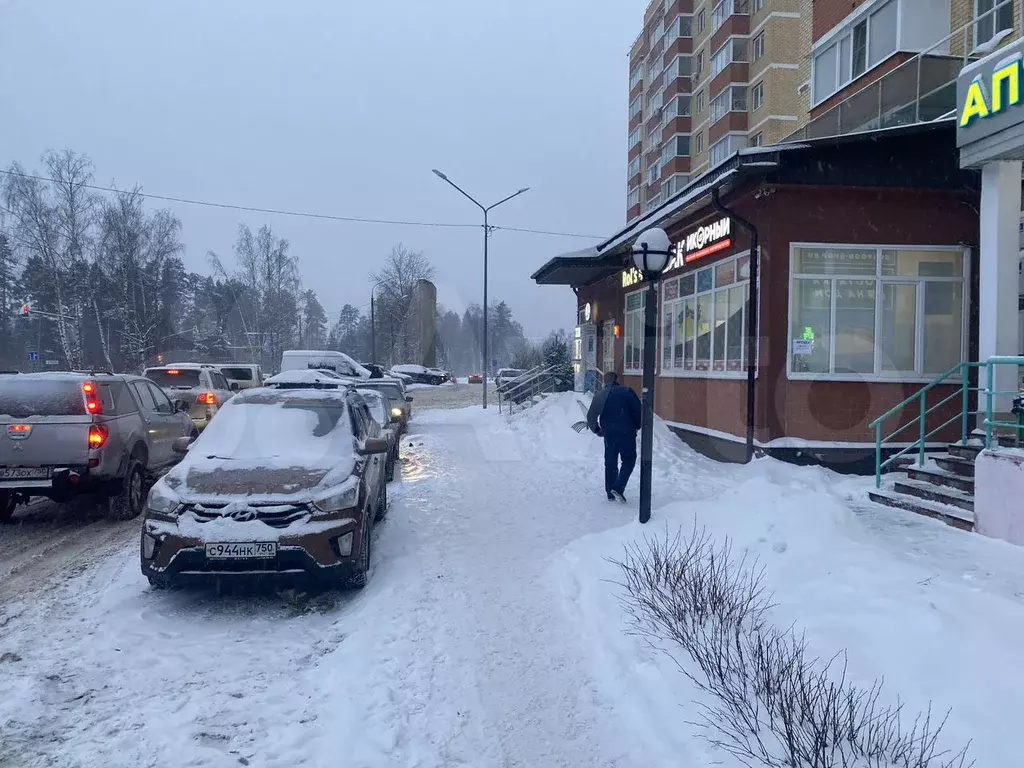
[205,542,277,560]
[0,467,50,481]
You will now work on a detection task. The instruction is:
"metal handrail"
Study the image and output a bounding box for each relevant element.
[871,363,980,488]
[984,356,1024,446]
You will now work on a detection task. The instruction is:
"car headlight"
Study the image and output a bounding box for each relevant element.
[147,485,181,515]
[313,482,359,513]
[390,407,403,418]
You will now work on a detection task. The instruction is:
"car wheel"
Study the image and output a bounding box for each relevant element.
[0,492,16,523]
[106,460,145,521]
[375,482,388,522]
[146,575,168,590]
[345,523,371,589]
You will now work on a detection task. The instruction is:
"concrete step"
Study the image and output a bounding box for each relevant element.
[932,453,976,477]
[868,488,974,531]
[948,442,983,461]
[892,478,974,513]
[905,465,974,493]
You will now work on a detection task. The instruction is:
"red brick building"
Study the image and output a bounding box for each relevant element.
[533,122,980,471]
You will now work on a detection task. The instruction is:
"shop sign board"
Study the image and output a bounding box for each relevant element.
[620,217,733,286]
[956,36,1024,167]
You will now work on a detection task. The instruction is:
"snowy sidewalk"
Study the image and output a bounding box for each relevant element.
[1,393,1022,766]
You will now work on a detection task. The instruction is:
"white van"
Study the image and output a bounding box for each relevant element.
[217,363,264,391]
[279,350,370,379]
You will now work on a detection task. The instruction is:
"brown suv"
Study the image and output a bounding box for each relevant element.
[140,385,389,590]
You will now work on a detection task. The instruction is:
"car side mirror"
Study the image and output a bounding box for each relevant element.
[405,396,413,402]
[172,435,195,454]
[174,400,189,413]
[360,437,390,455]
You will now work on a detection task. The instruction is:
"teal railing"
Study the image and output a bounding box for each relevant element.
[870,363,980,489]
[983,356,1024,447]
[871,357,1024,488]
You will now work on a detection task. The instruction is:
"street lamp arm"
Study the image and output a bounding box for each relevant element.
[485,187,530,213]
[431,170,485,213]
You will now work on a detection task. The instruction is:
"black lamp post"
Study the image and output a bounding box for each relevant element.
[631,227,672,525]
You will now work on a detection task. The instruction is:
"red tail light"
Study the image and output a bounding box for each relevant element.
[196,392,218,406]
[88,424,108,449]
[82,382,102,415]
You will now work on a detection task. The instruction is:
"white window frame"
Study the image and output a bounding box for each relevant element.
[629,95,642,119]
[786,243,970,383]
[751,81,764,111]
[710,85,747,124]
[627,189,640,208]
[750,131,764,147]
[624,289,647,374]
[711,37,748,79]
[696,131,705,153]
[752,31,765,61]
[660,250,762,379]
[709,134,745,166]
[810,0,898,107]
[628,127,642,148]
[630,66,643,90]
[975,0,1014,47]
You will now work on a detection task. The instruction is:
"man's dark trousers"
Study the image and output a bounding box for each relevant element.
[604,430,637,496]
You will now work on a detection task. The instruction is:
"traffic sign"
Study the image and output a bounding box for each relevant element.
[26,351,38,361]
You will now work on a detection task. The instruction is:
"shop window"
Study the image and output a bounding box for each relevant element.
[789,245,966,379]
[662,251,754,376]
[624,289,646,373]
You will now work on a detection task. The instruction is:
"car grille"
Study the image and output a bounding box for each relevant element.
[185,502,311,529]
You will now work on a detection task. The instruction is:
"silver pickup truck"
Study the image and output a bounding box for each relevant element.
[0,372,195,522]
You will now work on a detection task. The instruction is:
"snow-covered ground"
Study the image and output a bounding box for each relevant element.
[1,393,1021,766]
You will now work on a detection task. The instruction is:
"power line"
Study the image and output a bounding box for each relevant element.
[0,168,602,239]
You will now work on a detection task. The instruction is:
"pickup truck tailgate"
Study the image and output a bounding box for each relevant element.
[0,416,92,468]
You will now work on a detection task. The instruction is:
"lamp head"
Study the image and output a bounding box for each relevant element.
[631,227,672,275]
[432,169,449,181]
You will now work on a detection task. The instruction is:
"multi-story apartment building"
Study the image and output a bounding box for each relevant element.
[627,0,804,222]
[629,0,1021,222]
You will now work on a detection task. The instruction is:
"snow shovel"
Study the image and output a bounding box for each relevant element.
[571,399,590,433]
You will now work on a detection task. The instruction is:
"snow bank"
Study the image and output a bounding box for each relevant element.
[554,476,1024,766]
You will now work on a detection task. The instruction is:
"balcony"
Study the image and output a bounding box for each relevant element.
[786,11,1017,142]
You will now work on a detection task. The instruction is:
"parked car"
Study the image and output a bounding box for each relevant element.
[264,369,353,387]
[357,389,400,481]
[354,377,413,432]
[495,368,526,391]
[0,372,194,522]
[280,350,370,379]
[217,364,264,391]
[143,364,235,431]
[390,364,447,385]
[140,385,390,590]
[359,363,388,379]
[468,373,484,384]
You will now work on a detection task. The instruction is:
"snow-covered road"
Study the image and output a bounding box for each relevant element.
[2,392,1022,767]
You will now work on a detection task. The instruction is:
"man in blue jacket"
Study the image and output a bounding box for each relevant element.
[586,371,642,503]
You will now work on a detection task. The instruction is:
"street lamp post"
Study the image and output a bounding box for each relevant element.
[432,169,529,409]
[631,228,673,525]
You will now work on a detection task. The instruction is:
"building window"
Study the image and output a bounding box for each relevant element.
[976,0,1014,46]
[698,9,705,33]
[749,132,763,147]
[811,0,898,106]
[695,89,705,114]
[694,50,704,81]
[711,38,748,79]
[751,81,764,111]
[648,162,661,185]
[629,66,642,90]
[628,156,641,179]
[788,245,967,378]
[696,131,705,153]
[627,189,640,208]
[709,134,746,166]
[628,127,642,148]
[710,0,750,34]
[661,252,753,374]
[629,96,642,119]
[710,85,747,124]
[664,174,689,197]
[754,0,764,10]
[752,31,765,61]
[624,289,646,372]
[662,134,692,166]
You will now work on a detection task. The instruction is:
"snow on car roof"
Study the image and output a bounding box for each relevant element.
[233,386,352,405]
[263,370,352,386]
[390,364,429,374]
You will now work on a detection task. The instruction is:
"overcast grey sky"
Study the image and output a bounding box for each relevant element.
[0,0,645,338]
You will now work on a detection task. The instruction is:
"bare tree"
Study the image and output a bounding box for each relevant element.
[370,243,434,365]
[2,151,98,369]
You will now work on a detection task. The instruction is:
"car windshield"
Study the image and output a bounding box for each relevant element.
[146,369,201,388]
[504,370,524,378]
[358,382,404,401]
[219,367,254,381]
[191,392,355,469]
[0,378,86,417]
